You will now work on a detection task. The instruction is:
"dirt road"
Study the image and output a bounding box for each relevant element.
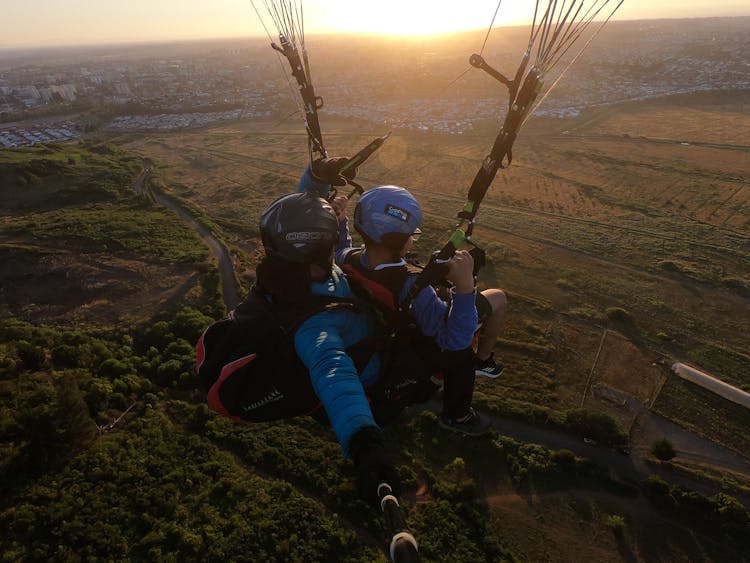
[154,193,241,310]
[495,407,750,507]
[413,399,750,508]
[133,161,241,310]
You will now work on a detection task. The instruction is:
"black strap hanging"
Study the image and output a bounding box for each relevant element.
[404,0,624,308]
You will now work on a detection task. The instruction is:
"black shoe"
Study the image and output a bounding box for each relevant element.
[438,407,492,436]
[474,353,504,378]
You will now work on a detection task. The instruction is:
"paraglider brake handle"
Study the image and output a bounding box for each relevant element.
[470,53,513,88]
[326,179,363,203]
[346,180,364,200]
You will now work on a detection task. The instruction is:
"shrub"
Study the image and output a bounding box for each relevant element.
[98,358,132,378]
[432,458,478,502]
[563,408,627,445]
[604,514,626,535]
[651,438,676,461]
[605,307,632,324]
[555,278,576,291]
[658,260,682,273]
[551,448,576,466]
[643,474,671,497]
[712,493,750,527]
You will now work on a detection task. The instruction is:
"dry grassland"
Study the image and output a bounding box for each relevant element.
[0,238,200,328]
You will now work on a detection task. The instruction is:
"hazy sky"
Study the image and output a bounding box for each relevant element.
[1,0,748,48]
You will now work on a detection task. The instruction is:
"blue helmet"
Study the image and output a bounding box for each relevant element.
[353,186,422,244]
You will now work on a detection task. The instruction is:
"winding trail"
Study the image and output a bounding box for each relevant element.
[134,160,241,310]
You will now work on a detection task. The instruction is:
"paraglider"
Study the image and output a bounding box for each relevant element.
[199,1,625,561]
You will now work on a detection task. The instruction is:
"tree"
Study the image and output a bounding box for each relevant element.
[651,438,676,461]
[55,374,97,449]
[15,340,46,371]
[51,344,80,369]
[171,307,214,343]
[98,358,132,378]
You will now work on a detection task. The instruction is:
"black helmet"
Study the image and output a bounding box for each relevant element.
[259,192,339,264]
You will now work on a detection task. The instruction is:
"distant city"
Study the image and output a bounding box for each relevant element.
[0,17,748,149]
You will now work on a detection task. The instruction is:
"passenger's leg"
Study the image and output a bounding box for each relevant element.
[439,346,492,435]
[476,288,507,361]
[440,347,476,420]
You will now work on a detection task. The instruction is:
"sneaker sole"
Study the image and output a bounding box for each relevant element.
[438,418,493,436]
[475,369,503,379]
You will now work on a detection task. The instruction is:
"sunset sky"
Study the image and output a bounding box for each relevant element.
[1,0,748,49]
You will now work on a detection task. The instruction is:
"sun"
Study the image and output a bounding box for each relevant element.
[318,0,534,37]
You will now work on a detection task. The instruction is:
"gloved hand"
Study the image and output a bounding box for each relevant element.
[330,194,349,222]
[311,156,358,186]
[446,250,475,294]
[468,245,486,276]
[349,427,401,504]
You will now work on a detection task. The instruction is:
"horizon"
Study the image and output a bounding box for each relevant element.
[1,1,749,50]
[1,13,748,54]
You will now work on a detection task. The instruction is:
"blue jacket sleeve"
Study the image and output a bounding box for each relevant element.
[294,310,378,457]
[296,165,331,199]
[400,277,478,350]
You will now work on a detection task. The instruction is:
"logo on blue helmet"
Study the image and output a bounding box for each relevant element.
[385,204,411,223]
[354,186,422,244]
